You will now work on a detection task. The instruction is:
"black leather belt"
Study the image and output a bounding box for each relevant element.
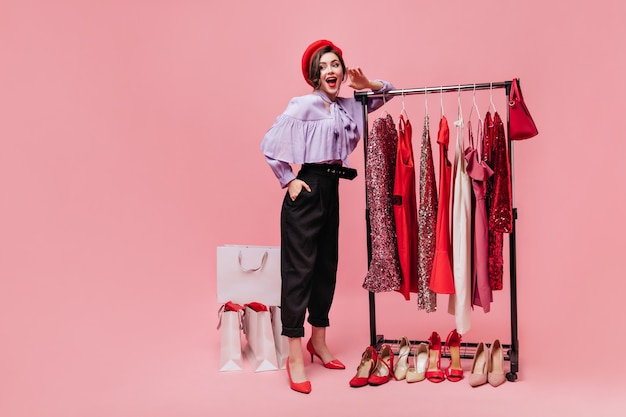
[301,163,357,180]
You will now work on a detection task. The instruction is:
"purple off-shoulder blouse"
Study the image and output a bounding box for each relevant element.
[260,80,394,187]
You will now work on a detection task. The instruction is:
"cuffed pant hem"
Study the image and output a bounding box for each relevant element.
[308,318,330,328]
[281,326,305,338]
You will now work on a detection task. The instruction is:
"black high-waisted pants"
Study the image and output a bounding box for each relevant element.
[280,167,339,338]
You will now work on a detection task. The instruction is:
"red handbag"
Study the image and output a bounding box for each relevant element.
[508,78,538,140]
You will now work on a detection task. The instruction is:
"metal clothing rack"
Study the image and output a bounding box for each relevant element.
[355,79,519,381]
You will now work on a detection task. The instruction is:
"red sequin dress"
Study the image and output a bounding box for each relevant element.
[393,114,419,300]
[363,114,402,293]
[483,112,512,291]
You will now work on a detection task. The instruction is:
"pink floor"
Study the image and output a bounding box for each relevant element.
[3,290,623,417]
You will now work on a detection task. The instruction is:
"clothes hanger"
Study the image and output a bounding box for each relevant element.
[440,86,444,117]
[379,93,389,117]
[489,81,497,114]
[424,87,429,118]
[468,83,483,126]
[488,82,496,127]
[454,84,463,128]
[401,90,409,120]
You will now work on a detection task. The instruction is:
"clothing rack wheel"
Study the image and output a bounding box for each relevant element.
[356,79,520,382]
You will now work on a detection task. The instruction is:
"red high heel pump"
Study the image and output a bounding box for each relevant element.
[368,344,395,386]
[286,360,311,394]
[445,329,464,382]
[306,339,346,370]
[349,346,378,387]
[425,332,445,383]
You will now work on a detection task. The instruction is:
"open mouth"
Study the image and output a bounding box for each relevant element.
[326,77,337,87]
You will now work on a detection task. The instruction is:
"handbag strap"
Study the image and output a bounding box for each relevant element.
[238,250,268,272]
[509,78,521,106]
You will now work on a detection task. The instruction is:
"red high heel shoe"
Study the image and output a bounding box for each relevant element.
[306,339,346,370]
[425,332,445,383]
[286,359,311,394]
[368,344,395,386]
[349,346,377,387]
[445,329,464,382]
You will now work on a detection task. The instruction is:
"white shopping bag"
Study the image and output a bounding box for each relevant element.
[217,302,244,372]
[242,303,278,372]
[216,245,281,306]
[270,306,289,370]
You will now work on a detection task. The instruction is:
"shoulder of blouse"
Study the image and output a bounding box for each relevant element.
[282,93,329,121]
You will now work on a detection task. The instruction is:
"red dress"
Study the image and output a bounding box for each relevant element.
[483,112,512,291]
[429,116,455,294]
[393,114,419,300]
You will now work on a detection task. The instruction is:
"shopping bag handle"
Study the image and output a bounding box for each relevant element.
[217,303,244,330]
[238,250,268,272]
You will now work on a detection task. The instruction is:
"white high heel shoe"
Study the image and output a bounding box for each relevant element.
[393,336,411,380]
[406,342,428,383]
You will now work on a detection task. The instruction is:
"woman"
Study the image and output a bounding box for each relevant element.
[260,39,393,393]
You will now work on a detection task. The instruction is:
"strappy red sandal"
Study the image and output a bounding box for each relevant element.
[445,329,464,382]
[426,332,445,383]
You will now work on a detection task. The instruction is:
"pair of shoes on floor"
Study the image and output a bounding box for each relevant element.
[426,330,464,383]
[469,340,506,387]
[349,344,395,387]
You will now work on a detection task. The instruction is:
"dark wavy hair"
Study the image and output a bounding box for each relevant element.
[307,46,346,90]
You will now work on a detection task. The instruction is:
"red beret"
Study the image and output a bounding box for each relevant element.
[301,39,343,86]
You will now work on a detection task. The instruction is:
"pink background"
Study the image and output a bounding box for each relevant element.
[1,0,625,416]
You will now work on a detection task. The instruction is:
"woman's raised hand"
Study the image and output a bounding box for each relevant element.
[346,67,383,91]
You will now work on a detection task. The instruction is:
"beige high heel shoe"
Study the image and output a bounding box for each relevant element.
[406,342,428,383]
[393,336,411,380]
[488,339,506,387]
[468,342,488,387]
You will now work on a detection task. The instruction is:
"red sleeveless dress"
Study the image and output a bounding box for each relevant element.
[393,114,419,300]
[429,116,455,294]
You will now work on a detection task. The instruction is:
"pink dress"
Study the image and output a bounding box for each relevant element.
[466,122,494,312]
